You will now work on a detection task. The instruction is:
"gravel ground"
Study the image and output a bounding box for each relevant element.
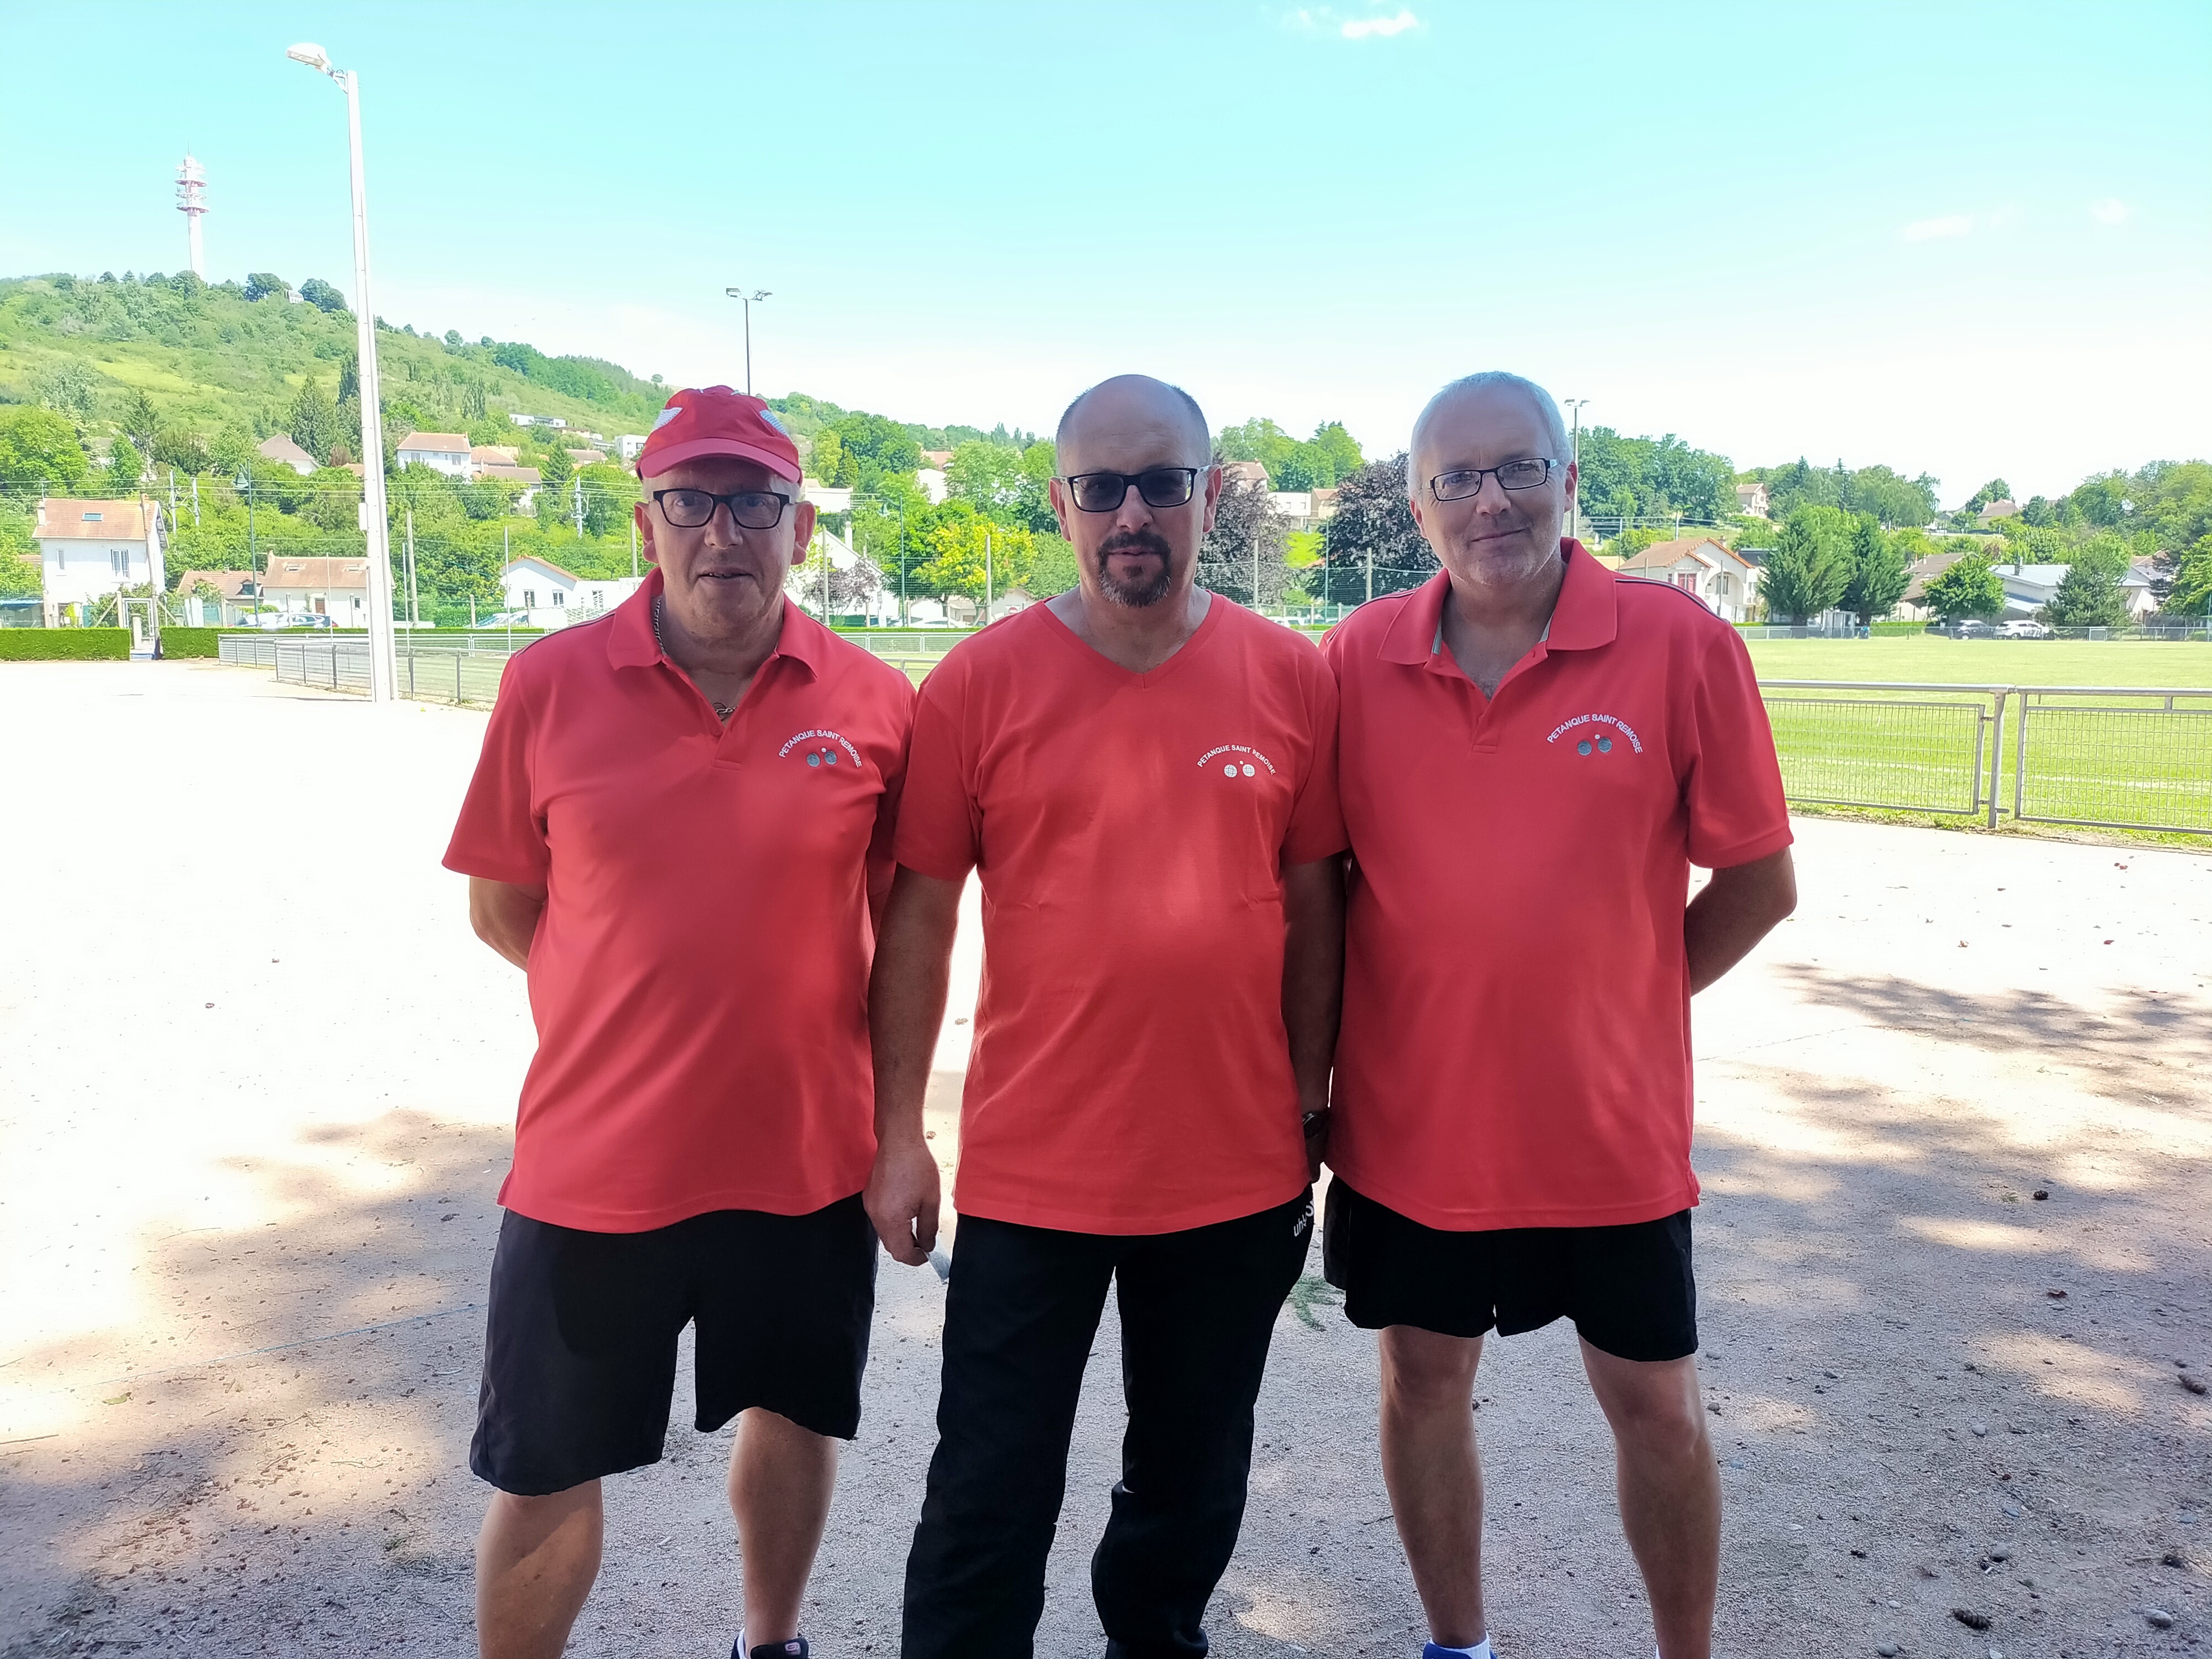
[2,659,2208,1659]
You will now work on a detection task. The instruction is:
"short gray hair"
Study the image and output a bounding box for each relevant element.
[1407,372,1571,500]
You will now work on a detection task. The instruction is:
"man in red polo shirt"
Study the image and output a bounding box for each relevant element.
[865,373,1347,1658]
[445,387,915,1659]
[1321,372,1797,1659]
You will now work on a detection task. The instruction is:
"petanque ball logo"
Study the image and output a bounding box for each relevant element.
[1547,712,1644,756]
[1198,743,1276,781]
[780,728,863,771]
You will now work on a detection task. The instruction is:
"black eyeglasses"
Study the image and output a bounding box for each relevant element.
[651,488,792,530]
[1060,467,1203,514]
[1428,458,1559,501]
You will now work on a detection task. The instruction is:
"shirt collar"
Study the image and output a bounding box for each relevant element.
[1375,538,1616,666]
[606,565,826,681]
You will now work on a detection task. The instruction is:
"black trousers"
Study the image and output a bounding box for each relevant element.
[902,1190,1313,1659]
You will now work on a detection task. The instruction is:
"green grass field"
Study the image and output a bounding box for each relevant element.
[1745,635,2212,688]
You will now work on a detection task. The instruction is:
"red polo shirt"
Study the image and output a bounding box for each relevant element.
[444,574,916,1232]
[895,598,1347,1235]
[1322,545,1790,1232]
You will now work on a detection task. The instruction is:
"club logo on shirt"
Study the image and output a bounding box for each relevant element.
[1545,712,1644,757]
[779,728,863,770]
[1196,743,1277,781]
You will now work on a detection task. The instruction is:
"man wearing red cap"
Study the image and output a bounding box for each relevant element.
[445,387,916,1659]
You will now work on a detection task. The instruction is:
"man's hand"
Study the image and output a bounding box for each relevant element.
[468,877,546,971]
[865,1128,942,1266]
[1685,845,1797,993]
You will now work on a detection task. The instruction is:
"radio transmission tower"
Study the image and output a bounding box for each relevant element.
[176,153,208,278]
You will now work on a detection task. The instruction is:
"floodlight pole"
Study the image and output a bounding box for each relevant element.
[292,45,398,701]
[724,288,771,395]
[1562,398,1588,544]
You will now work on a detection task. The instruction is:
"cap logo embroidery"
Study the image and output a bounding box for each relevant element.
[757,409,788,434]
[651,405,684,430]
[1545,712,1643,755]
[1196,743,1276,780]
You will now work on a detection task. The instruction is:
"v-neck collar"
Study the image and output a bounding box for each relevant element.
[1035,589,1225,687]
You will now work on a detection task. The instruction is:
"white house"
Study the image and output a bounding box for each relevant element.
[618,434,648,462]
[801,479,853,514]
[35,498,166,621]
[509,413,568,430]
[170,569,260,625]
[1734,481,1771,518]
[1616,536,1761,622]
[258,556,369,624]
[395,431,472,478]
[257,433,319,476]
[498,557,642,628]
[915,468,948,505]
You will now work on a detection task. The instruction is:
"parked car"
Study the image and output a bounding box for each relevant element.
[1951,619,1995,638]
[1998,619,2053,639]
[274,613,334,631]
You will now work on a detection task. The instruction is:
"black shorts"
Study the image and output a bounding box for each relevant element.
[1321,1177,1697,1362]
[471,1194,878,1496]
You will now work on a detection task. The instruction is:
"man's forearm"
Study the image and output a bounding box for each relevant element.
[1684,846,1797,993]
[1281,856,1347,1114]
[468,877,546,972]
[867,867,961,1142]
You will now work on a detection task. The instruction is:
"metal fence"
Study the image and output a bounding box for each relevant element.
[211,640,2210,838]
[1760,682,2006,822]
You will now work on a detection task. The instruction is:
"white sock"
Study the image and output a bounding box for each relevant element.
[1423,1640,1493,1659]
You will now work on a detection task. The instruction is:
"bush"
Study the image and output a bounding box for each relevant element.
[0,629,131,660]
[156,627,223,658]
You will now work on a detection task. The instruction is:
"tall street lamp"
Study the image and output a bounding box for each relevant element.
[1561,398,1589,545]
[724,288,770,395]
[288,41,398,702]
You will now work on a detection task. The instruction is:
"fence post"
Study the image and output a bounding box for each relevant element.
[455,651,463,705]
[1986,689,2007,830]
[2013,691,2030,823]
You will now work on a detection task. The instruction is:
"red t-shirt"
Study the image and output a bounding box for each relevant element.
[1321,546,1791,1231]
[444,576,916,1232]
[895,597,1347,1235]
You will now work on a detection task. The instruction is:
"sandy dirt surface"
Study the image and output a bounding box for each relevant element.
[2,659,2208,1659]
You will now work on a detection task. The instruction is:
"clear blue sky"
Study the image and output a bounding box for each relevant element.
[3,1,2206,504]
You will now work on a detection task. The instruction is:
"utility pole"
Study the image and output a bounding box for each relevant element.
[985,529,994,623]
[572,472,584,540]
[404,507,419,625]
[1562,398,1588,544]
[191,473,199,528]
[723,288,771,395]
[237,469,258,624]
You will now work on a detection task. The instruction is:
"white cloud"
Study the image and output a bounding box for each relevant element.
[1342,9,1419,38]
[1900,214,1973,243]
[2089,197,2131,226]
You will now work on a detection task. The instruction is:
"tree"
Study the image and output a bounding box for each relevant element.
[33,359,98,422]
[298,277,348,314]
[150,424,212,476]
[1758,504,1851,622]
[0,406,90,490]
[1964,478,2012,514]
[243,272,291,303]
[105,436,144,495]
[2041,560,2128,629]
[913,504,1033,600]
[1026,533,1080,598]
[1198,480,1292,608]
[1319,453,1433,602]
[2155,533,2212,621]
[289,378,339,463]
[1921,552,2005,623]
[818,412,920,490]
[121,389,161,456]
[1839,514,1910,624]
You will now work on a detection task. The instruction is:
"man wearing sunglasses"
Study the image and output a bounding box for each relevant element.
[445,386,915,1659]
[1318,372,1797,1659]
[867,373,1347,1657]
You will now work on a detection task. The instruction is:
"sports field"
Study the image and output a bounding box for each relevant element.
[1743,635,2212,688]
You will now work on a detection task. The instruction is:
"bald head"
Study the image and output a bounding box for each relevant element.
[1055,374,1212,474]
[1407,372,1569,501]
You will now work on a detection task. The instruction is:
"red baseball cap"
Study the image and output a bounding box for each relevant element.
[634,386,802,483]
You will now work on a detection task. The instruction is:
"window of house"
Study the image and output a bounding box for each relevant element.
[523,589,537,608]
[82,512,102,523]
[552,592,565,607]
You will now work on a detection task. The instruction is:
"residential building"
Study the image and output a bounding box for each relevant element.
[471,445,521,470]
[1615,536,1761,622]
[564,449,604,472]
[259,556,369,625]
[498,556,637,628]
[170,569,260,625]
[920,449,953,469]
[2124,556,2161,621]
[475,461,544,510]
[34,498,166,621]
[395,431,472,479]
[1897,551,1968,622]
[509,413,568,430]
[916,468,948,505]
[1220,460,1271,493]
[618,434,648,462]
[257,433,319,476]
[802,480,854,514]
[1734,481,1771,518]
[1976,498,2020,526]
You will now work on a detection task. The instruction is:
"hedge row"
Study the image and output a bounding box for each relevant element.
[158,628,223,658]
[0,629,132,660]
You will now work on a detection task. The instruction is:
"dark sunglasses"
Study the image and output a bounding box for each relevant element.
[1060,467,1203,514]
